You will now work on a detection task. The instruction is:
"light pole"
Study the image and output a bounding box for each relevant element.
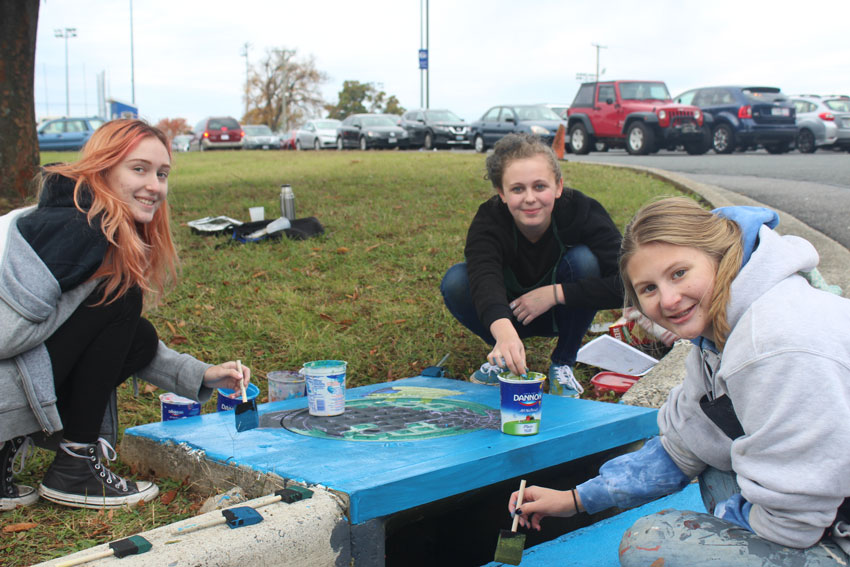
[54,27,77,116]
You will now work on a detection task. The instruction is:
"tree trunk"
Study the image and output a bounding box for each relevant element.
[0,0,40,206]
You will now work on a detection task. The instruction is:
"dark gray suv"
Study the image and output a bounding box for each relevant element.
[400,109,470,150]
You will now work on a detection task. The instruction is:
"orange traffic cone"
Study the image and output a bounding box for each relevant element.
[553,124,566,160]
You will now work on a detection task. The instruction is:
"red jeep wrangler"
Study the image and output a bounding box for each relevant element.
[567,81,712,155]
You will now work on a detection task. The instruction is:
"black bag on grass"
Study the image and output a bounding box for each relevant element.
[228,217,324,244]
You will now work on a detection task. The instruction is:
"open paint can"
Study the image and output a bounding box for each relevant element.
[498,371,546,436]
[160,392,201,422]
[216,383,260,412]
[301,360,347,416]
[268,370,306,401]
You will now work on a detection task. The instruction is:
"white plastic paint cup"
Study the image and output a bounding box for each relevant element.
[498,372,546,436]
[301,360,347,416]
[160,393,201,421]
[268,370,306,402]
[248,206,265,222]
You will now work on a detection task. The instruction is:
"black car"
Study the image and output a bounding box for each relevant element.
[336,114,410,150]
[469,105,565,153]
[400,109,470,149]
[674,86,796,154]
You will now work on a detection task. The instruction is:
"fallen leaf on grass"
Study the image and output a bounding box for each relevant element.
[170,335,188,346]
[143,383,159,395]
[204,304,215,311]
[161,489,177,506]
[336,247,350,254]
[166,321,177,335]
[2,522,38,533]
[365,244,380,252]
[251,271,267,279]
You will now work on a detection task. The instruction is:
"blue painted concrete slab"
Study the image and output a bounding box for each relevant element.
[482,483,703,567]
[125,376,658,524]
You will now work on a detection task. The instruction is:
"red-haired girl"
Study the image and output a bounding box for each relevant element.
[1,119,249,510]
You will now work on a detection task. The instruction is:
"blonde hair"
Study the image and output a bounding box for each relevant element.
[620,197,743,349]
[42,119,177,305]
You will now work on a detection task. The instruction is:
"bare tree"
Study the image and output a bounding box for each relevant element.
[155,118,191,140]
[243,48,327,131]
[0,0,40,207]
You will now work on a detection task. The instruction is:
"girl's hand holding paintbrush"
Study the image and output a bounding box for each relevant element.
[509,485,583,531]
[201,360,251,392]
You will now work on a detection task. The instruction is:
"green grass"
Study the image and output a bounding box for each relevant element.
[2,150,684,565]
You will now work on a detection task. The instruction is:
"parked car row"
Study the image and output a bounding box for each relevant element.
[36,90,850,156]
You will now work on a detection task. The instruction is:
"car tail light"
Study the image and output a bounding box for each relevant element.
[818,112,835,121]
[738,105,752,119]
[203,131,210,138]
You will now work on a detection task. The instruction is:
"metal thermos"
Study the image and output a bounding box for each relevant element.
[280,184,296,220]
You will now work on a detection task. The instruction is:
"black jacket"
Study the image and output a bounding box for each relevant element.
[464,187,623,330]
[16,173,108,292]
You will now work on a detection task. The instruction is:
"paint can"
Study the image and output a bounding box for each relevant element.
[160,392,201,422]
[216,383,260,412]
[268,370,306,402]
[301,360,347,416]
[498,372,546,436]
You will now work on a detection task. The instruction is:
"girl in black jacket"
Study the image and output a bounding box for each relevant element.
[440,134,623,393]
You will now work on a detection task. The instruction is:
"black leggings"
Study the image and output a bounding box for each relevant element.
[45,286,158,443]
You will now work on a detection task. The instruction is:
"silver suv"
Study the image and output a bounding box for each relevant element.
[790,95,850,153]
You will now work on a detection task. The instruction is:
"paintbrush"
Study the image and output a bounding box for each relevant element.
[55,535,152,566]
[234,360,259,432]
[494,479,527,565]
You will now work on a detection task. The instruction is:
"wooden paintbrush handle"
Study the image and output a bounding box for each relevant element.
[236,360,247,402]
[511,479,527,532]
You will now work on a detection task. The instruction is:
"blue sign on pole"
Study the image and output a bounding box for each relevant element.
[418,49,428,70]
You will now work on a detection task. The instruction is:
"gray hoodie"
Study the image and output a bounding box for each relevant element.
[658,225,850,548]
[1,207,213,443]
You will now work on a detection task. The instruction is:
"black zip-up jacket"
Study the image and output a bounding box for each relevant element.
[16,173,108,291]
[464,187,624,330]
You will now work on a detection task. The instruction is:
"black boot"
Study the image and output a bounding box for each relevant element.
[1,436,39,511]
[38,438,159,509]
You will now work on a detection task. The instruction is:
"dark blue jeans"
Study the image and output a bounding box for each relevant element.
[440,245,600,366]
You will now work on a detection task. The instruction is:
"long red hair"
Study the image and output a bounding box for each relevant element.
[42,119,178,305]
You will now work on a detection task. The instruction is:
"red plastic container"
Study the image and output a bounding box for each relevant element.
[590,371,639,396]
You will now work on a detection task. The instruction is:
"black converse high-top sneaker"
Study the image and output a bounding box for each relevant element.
[38,438,159,509]
[1,436,39,511]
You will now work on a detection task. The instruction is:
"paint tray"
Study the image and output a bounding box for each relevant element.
[590,371,639,396]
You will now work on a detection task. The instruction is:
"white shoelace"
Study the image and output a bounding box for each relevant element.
[11,437,33,475]
[60,439,128,491]
[553,366,584,394]
[478,362,504,374]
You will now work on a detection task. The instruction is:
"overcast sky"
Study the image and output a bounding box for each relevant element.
[34,0,850,128]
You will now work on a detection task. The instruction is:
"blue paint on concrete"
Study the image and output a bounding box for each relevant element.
[126,376,658,524]
[482,483,703,567]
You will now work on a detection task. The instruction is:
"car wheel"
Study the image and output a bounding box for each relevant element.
[474,135,486,153]
[568,124,591,154]
[796,129,816,154]
[712,124,735,154]
[625,122,654,155]
[359,136,368,151]
[314,139,321,151]
[764,141,791,154]
[337,137,344,150]
[424,131,434,150]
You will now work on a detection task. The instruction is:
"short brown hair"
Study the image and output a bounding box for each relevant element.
[485,133,562,190]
